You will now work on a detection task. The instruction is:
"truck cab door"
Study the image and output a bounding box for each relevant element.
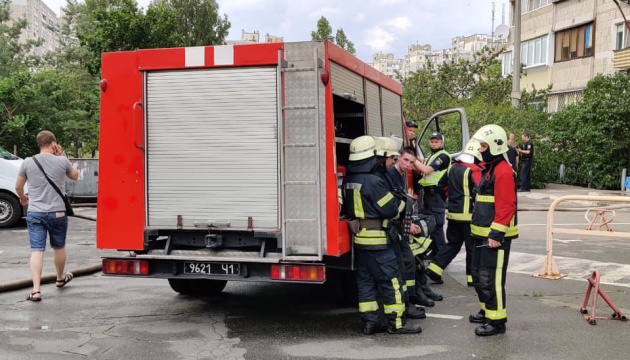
[415,108,470,162]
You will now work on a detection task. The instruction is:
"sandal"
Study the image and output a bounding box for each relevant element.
[56,272,73,288]
[27,291,42,302]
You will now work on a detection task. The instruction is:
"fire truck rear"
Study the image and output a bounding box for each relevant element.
[97,41,406,295]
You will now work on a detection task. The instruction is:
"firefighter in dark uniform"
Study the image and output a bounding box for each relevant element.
[517,133,534,192]
[415,132,451,284]
[343,136,422,335]
[467,125,518,337]
[427,140,482,286]
[374,137,426,319]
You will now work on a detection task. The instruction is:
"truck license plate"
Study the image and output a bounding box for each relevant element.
[183,262,240,275]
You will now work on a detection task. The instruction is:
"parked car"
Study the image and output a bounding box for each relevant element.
[0,145,25,228]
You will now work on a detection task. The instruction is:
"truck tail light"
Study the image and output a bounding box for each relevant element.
[102,259,149,275]
[270,264,326,282]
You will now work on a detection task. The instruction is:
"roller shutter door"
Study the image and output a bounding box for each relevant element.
[146,67,279,229]
[382,88,403,138]
[330,62,365,104]
[366,81,382,136]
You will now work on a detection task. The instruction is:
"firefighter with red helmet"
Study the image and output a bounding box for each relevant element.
[426,139,483,286]
[342,136,422,335]
[467,125,518,336]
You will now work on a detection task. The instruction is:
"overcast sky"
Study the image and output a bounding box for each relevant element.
[42,0,509,63]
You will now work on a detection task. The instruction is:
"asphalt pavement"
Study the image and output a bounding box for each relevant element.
[0,184,628,359]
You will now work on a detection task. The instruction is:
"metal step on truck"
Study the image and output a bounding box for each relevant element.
[97,40,469,296]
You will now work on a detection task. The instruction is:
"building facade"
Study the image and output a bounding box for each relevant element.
[502,0,630,112]
[9,0,59,56]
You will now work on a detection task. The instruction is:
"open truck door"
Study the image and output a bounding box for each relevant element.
[415,108,470,161]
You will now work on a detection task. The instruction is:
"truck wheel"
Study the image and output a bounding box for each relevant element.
[168,278,227,296]
[168,278,193,295]
[192,279,227,296]
[0,193,21,228]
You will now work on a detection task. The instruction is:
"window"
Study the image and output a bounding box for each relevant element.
[555,23,594,62]
[615,23,629,51]
[520,36,548,68]
[522,0,550,13]
[502,52,513,77]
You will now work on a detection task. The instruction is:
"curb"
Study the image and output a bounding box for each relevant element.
[0,264,102,294]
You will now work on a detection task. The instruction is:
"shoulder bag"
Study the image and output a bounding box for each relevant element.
[31,156,75,216]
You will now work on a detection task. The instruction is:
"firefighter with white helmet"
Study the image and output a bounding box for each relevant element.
[427,139,482,287]
[468,125,518,336]
[374,136,427,320]
[343,135,422,335]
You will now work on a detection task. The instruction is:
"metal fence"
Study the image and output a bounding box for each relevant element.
[66,159,98,199]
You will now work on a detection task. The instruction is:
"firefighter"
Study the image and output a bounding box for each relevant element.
[467,125,518,337]
[414,132,451,284]
[343,136,422,335]
[426,139,482,286]
[374,137,426,318]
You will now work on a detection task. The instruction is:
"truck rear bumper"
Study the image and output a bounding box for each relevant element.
[101,257,327,284]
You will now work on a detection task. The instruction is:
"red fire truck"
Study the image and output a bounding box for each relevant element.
[97,40,467,295]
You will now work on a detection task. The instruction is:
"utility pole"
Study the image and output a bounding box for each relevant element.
[511,0,522,107]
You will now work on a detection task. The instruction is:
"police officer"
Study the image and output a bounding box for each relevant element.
[374,137,426,319]
[426,140,482,286]
[343,136,422,335]
[468,125,518,337]
[415,132,451,284]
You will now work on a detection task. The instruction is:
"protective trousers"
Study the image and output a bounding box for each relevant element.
[392,239,417,300]
[356,248,405,329]
[424,193,446,253]
[471,237,511,325]
[428,221,474,285]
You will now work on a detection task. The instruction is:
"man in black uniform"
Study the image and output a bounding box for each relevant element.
[414,132,451,284]
[343,136,422,335]
[517,133,533,192]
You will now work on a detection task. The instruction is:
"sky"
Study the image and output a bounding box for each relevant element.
[42,0,510,63]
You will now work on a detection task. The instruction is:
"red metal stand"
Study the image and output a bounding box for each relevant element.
[580,271,627,325]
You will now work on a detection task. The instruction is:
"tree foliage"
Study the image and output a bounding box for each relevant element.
[402,47,551,188]
[311,16,356,54]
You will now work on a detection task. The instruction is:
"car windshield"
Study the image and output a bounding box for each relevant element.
[0,145,20,160]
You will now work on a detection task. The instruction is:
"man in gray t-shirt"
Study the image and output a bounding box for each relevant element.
[14,130,79,302]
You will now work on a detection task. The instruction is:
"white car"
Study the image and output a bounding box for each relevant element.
[0,145,26,228]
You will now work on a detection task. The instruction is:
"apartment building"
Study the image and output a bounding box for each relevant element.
[502,0,630,112]
[226,29,284,45]
[9,0,59,56]
[371,52,402,79]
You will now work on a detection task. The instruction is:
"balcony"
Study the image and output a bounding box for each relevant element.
[613,47,630,70]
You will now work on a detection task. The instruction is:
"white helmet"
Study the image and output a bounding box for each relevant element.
[472,124,508,156]
[461,139,482,161]
[349,136,376,161]
[375,137,401,157]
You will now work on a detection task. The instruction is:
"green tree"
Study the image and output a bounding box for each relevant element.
[311,16,356,54]
[335,28,355,55]
[146,0,230,47]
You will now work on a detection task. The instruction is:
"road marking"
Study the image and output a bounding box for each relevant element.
[0,251,3,254]
[425,313,463,320]
[451,251,630,288]
[554,239,583,243]
[520,222,630,226]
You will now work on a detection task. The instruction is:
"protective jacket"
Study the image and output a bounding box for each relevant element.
[343,161,403,250]
[471,159,518,242]
[445,161,481,222]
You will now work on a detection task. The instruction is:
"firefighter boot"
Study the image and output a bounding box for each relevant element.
[409,291,435,307]
[425,266,444,284]
[405,303,426,319]
[387,321,422,334]
[421,284,443,302]
[474,323,506,336]
[362,323,386,335]
[469,311,486,324]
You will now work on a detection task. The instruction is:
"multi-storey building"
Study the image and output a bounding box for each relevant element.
[226,29,284,45]
[452,34,499,61]
[371,53,402,79]
[502,0,630,112]
[9,0,59,56]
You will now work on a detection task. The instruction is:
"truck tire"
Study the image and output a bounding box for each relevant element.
[0,193,22,228]
[168,278,227,296]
